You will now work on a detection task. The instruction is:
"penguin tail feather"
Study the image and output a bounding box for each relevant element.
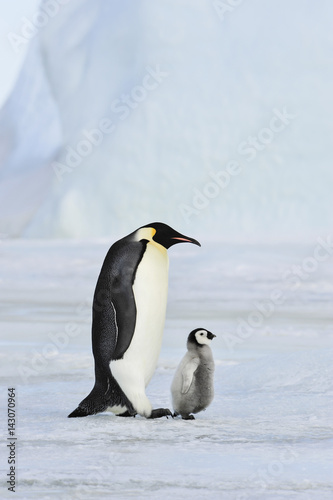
[67,382,111,418]
[68,407,92,418]
[68,373,135,418]
[67,396,107,418]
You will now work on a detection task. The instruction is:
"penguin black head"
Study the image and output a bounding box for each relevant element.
[137,222,201,249]
[188,328,216,348]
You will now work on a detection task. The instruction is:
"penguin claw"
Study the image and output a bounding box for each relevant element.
[182,414,195,420]
[149,408,173,419]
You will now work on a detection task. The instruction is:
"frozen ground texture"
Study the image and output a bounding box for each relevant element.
[0,239,332,499]
[0,0,333,240]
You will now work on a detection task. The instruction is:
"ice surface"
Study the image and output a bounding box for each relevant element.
[0,239,332,499]
[0,0,332,240]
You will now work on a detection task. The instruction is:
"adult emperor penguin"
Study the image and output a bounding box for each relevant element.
[171,328,216,420]
[68,222,200,419]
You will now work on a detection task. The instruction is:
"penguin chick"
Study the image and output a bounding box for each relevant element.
[171,328,216,420]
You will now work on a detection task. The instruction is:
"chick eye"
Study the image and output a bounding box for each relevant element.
[200,333,204,335]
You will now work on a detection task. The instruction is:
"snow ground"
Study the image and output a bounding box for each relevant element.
[0,238,332,499]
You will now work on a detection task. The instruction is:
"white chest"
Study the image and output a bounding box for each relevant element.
[111,241,169,387]
[131,241,169,382]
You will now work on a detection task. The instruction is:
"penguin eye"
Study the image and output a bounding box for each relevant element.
[200,332,204,336]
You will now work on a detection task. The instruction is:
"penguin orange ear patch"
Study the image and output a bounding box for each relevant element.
[171,237,193,242]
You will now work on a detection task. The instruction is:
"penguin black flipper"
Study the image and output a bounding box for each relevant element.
[92,238,148,360]
[68,238,147,418]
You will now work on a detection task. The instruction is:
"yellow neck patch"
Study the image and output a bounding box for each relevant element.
[136,227,167,256]
[136,227,156,242]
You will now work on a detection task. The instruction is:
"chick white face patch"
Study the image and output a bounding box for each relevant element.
[195,329,212,346]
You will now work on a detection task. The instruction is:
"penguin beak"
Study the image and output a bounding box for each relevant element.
[207,332,216,340]
[171,235,201,247]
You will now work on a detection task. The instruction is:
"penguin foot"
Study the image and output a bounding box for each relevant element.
[182,414,195,420]
[116,410,136,418]
[148,408,173,419]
